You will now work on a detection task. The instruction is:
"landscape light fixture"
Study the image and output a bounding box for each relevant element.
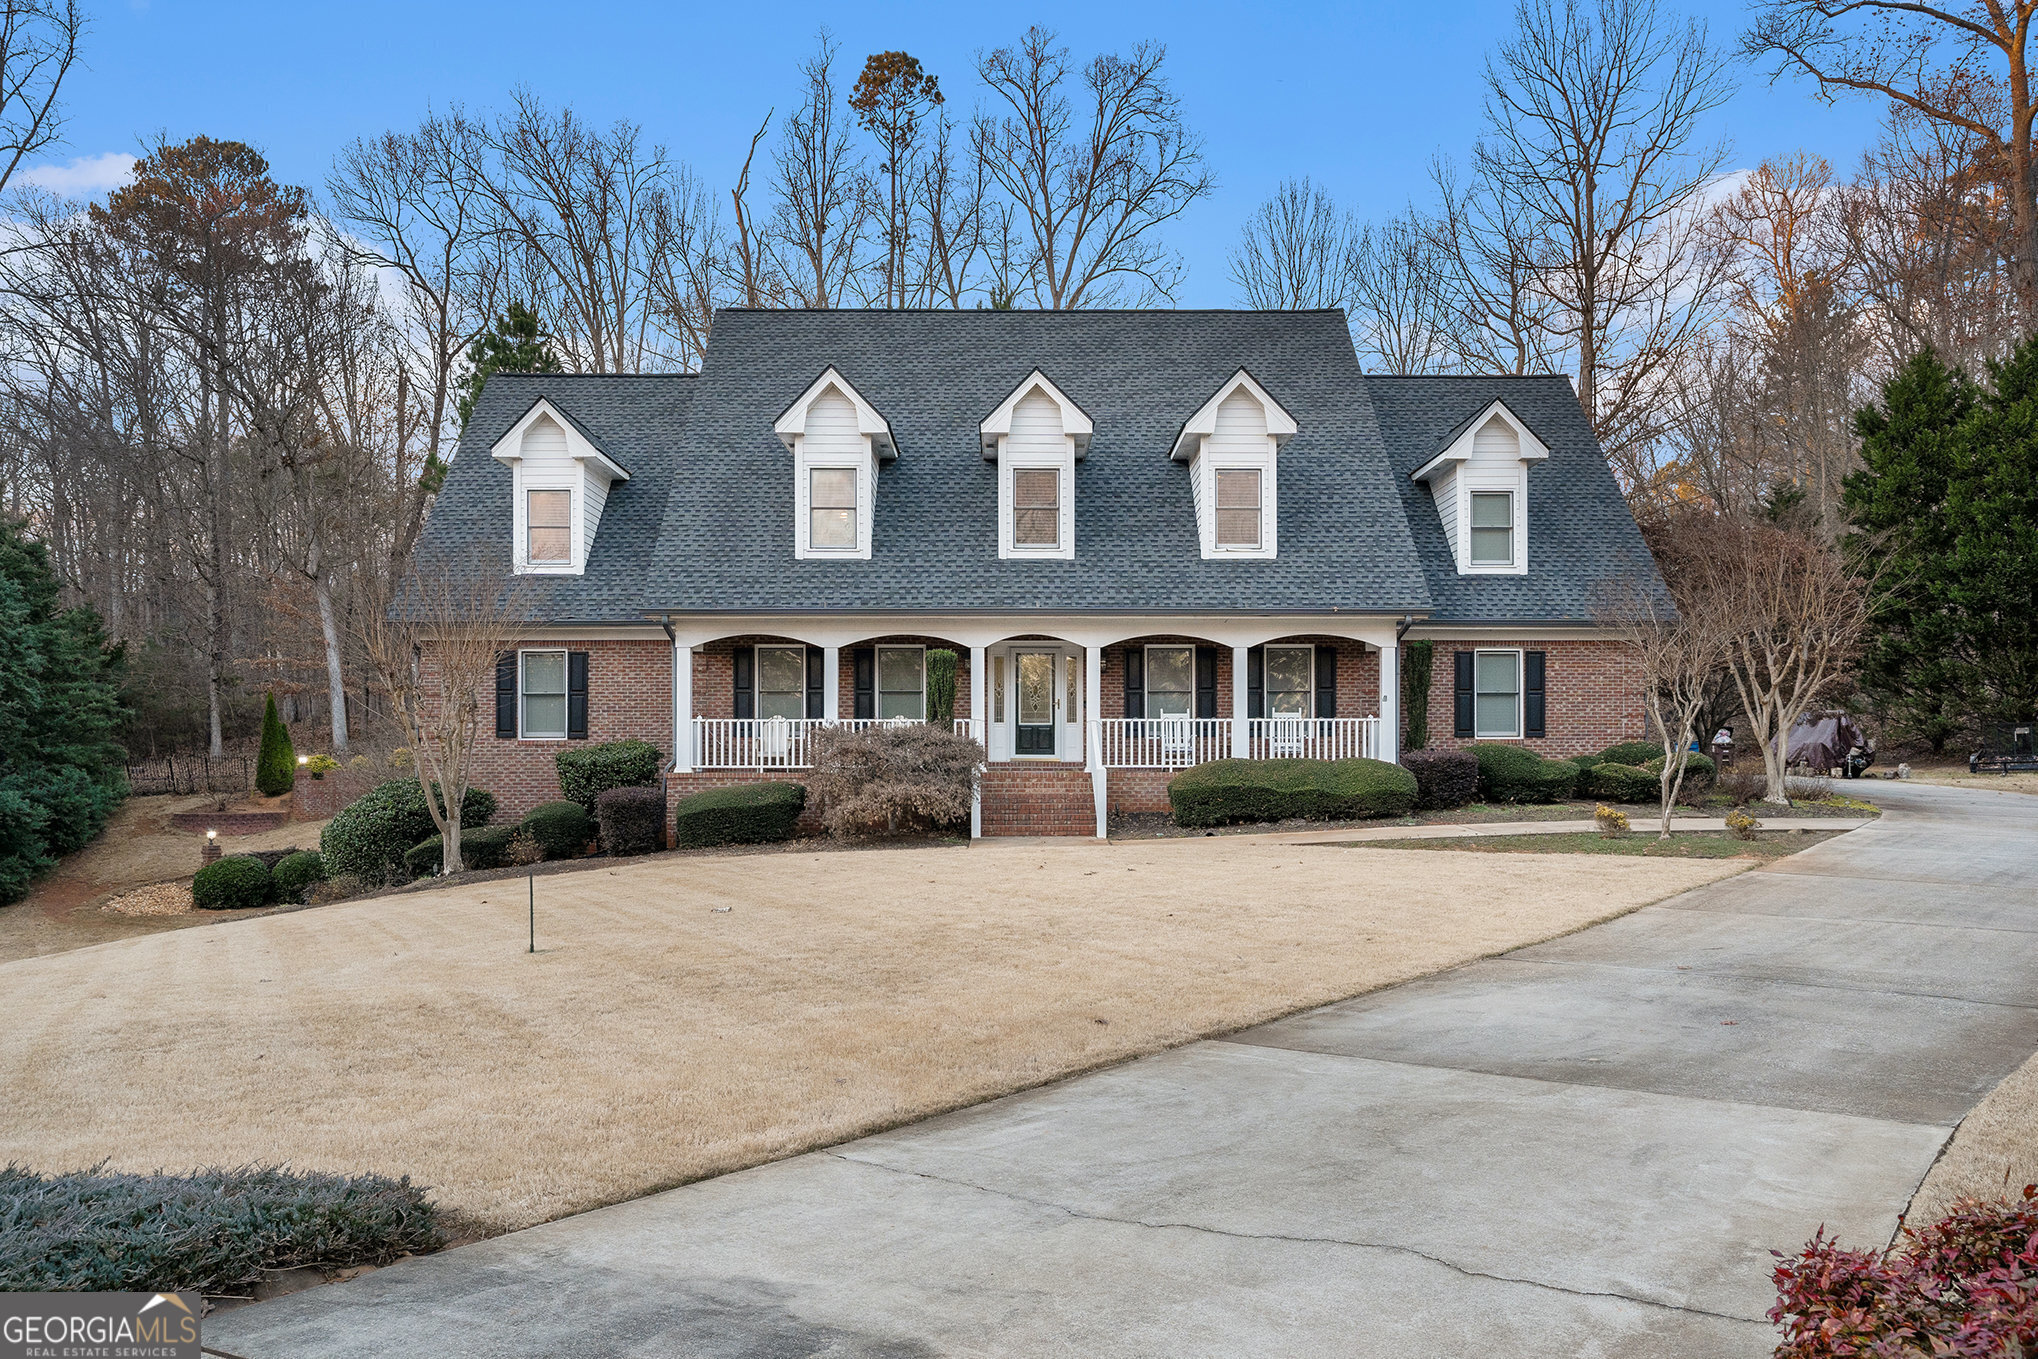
[297,755,308,766]
[206,829,216,842]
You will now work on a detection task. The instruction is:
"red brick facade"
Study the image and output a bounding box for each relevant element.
[467,638,673,819]
[1415,637,1644,758]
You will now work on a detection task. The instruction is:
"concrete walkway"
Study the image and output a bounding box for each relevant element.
[208,782,2038,1358]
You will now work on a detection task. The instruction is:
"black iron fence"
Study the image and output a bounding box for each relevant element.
[123,755,255,796]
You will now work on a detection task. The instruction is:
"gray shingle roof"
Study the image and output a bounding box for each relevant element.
[1365,374,1669,622]
[644,308,1431,614]
[418,374,694,624]
[414,312,1666,627]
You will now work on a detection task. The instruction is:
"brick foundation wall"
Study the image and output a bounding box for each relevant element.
[1103,767,1176,815]
[1415,638,1644,758]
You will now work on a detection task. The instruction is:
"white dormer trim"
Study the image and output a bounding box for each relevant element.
[775,368,891,560]
[1170,369,1297,463]
[1175,370,1295,561]
[1411,400,1545,577]
[492,398,630,576]
[983,371,1086,560]
[980,369,1092,460]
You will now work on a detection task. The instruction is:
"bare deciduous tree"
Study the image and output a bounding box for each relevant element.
[360,568,527,875]
[0,0,79,199]
[1745,0,2038,329]
[1228,177,1353,311]
[975,26,1213,307]
[771,33,867,309]
[1348,209,1452,374]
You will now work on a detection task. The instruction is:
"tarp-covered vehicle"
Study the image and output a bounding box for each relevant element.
[1788,713,1874,778]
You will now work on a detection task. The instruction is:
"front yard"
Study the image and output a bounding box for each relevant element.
[0,836,1742,1236]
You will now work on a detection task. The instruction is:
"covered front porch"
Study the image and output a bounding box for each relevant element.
[661,615,1407,837]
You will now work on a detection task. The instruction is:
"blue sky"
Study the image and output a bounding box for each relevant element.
[30,0,1890,306]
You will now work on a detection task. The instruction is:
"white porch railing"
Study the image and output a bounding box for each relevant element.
[693,716,983,769]
[1096,717,1231,768]
[1248,716,1380,762]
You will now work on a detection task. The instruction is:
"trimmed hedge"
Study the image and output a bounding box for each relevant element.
[673,781,805,849]
[271,850,326,902]
[192,855,270,910]
[1598,741,1664,768]
[1400,749,1479,810]
[320,779,496,882]
[597,786,668,855]
[0,1163,441,1294]
[1644,750,1716,794]
[521,801,592,859]
[556,740,663,817]
[405,825,515,878]
[1578,761,1658,803]
[1571,753,1602,770]
[1168,758,1417,828]
[1469,744,1580,803]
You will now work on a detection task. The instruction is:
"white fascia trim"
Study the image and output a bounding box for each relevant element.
[1171,369,1298,463]
[490,398,631,482]
[773,366,898,461]
[1409,399,1549,483]
[980,370,1093,460]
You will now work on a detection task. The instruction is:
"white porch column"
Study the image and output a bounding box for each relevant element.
[969,644,987,840]
[822,645,841,722]
[1086,645,1106,838]
[1230,644,1250,758]
[1378,640,1400,766]
[672,639,695,773]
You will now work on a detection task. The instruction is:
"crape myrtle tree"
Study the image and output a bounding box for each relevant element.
[1849,341,2038,746]
[0,519,127,903]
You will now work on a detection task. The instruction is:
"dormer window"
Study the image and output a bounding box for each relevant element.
[1410,400,1547,576]
[774,367,894,560]
[983,370,1088,560]
[1172,370,1296,560]
[491,399,630,576]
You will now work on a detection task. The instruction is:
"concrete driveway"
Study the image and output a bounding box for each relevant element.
[209,782,2038,1358]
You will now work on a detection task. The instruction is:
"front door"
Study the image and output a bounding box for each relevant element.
[1014,650,1058,756]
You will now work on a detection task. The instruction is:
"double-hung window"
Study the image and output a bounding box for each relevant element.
[756,646,806,721]
[809,468,858,551]
[1144,646,1195,719]
[1469,491,1514,566]
[521,650,568,739]
[1013,469,1059,548]
[878,646,926,720]
[1263,645,1313,718]
[1474,650,1522,739]
[527,490,571,565]
[1215,469,1262,549]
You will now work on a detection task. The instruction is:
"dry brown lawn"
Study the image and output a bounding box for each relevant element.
[1909,1047,2038,1225]
[0,838,1742,1234]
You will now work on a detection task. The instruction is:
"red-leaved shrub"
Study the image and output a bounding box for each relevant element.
[1770,1183,2038,1356]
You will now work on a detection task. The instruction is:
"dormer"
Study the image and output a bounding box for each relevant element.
[774,367,896,560]
[981,370,1090,560]
[491,398,630,575]
[1410,399,1548,576]
[1171,370,1296,560]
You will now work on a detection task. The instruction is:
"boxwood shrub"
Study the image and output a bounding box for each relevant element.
[1598,741,1664,768]
[556,740,664,817]
[596,786,668,855]
[405,825,515,878]
[1470,744,1580,804]
[673,782,805,849]
[1400,749,1479,810]
[1643,750,1716,794]
[0,1163,441,1294]
[1168,757,1417,828]
[192,855,271,910]
[319,779,496,882]
[1579,761,1658,803]
[1570,753,1602,770]
[271,850,326,902]
[521,801,592,860]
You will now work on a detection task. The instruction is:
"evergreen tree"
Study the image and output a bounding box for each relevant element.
[0,520,128,903]
[255,692,296,796]
[1848,341,2038,749]
[452,302,563,434]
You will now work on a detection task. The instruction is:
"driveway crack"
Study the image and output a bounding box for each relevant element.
[825,1151,1766,1328]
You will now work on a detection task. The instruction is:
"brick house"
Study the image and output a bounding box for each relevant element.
[422,309,1662,836]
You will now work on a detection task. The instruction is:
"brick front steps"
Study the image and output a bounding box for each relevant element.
[979,764,1097,837]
